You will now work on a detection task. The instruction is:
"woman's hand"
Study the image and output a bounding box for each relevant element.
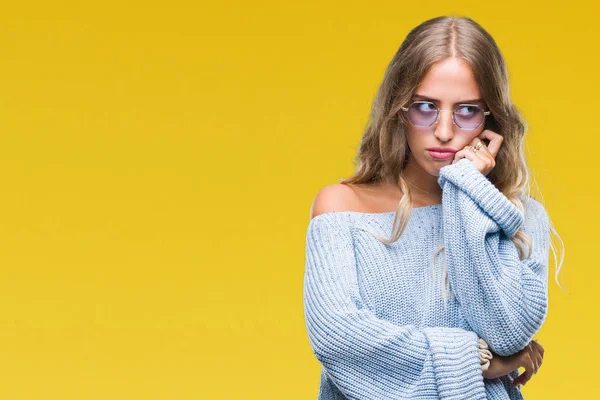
[512,340,545,387]
[482,340,544,387]
[451,129,504,177]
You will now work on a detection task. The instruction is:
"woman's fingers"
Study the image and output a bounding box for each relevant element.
[513,340,545,387]
[528,343,539,375]
[513,369,532,387]
[531,340,544,374]
[513,344,536,387]
[513,355,534,387]
[528,340,541,375]
[531,339,545,358]
[451,132,498,177]
[527,345,537,374]
[477,129,504,158]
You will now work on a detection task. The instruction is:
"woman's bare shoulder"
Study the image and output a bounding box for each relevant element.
[309,181,401,220]
[309,184,360,220]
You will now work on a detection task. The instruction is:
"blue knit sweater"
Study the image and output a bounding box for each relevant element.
[303,158,551,399]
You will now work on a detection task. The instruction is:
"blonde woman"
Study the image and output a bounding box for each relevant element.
[303,15,564,400]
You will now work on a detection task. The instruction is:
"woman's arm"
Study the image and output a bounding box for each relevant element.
[304,212,487,399]
[437,158,551,356]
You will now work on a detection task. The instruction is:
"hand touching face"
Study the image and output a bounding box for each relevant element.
[451,129,504,177]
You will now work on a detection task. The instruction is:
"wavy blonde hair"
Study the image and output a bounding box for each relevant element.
[338,15,565,304]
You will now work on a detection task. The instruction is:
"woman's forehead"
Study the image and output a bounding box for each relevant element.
[416,58,481,105]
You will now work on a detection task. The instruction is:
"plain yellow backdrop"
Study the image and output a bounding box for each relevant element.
[0,1,596,398]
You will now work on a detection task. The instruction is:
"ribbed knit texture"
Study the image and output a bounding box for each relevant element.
[303,158,551,400]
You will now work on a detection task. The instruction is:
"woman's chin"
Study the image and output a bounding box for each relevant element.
[427,159,452,173]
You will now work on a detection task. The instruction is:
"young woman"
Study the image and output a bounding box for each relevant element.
[303,15,564,400]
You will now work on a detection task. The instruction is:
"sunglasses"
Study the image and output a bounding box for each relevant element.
[401,100,491,130]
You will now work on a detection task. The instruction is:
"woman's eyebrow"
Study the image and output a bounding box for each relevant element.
[413,94,484,105]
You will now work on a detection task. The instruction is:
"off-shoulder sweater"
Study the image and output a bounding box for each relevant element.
[303,158,551,400]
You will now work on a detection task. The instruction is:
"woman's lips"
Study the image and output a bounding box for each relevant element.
[428,150,455,160]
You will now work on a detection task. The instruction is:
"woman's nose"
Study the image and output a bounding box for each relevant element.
[434,110,455,141]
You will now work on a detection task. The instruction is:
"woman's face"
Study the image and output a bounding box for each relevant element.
[404,57,487,177]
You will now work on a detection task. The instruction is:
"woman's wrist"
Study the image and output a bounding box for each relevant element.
[478,337,522,380]
[482,352,520,380]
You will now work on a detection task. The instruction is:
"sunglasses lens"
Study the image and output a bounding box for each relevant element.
[407,102,437,127]
[454,105,485,129]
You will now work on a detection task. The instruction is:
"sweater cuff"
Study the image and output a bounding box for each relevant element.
[422,328,486,399]
[437,158,524,236]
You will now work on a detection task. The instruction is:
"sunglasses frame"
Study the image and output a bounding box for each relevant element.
[401,100,491,131]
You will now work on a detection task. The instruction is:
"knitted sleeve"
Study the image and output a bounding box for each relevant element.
[437,158,551,357]
[303,212,487,399]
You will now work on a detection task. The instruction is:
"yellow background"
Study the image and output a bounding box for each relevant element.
[0,1,595,398]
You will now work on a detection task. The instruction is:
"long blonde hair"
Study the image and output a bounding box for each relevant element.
[339,15,565,304]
